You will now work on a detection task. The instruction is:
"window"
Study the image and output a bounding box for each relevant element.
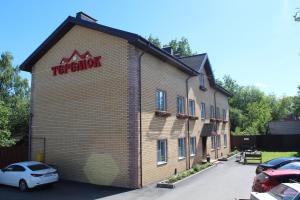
[224,134,227,148]
[178,138,186,159]
[222,109,226,121]
[211,136,216,149]
[199,73,205,88]
[217,135,221,148]
[28,164,50,171]
[176,96,185,114]
[216,107,220,120]
[190,137,196,156]
[210,105,215,119]
[189,100,195,116]
[201,103,206,120]
[156,90,166,111]
[157,139,167,164]
[5,165,25,172]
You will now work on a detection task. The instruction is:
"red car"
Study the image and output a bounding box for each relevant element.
[252,169,300,192]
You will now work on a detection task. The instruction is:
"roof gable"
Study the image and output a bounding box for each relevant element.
[20,14,198,76]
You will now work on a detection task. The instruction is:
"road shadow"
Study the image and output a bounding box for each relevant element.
[0,180,132,200]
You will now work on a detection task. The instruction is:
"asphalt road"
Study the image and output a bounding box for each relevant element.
[102,158,258,200]
[0,158,257,200]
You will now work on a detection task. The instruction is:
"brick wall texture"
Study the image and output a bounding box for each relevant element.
[30,25,230,188]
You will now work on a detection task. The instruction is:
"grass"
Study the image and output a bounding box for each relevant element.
[262,151,300,163]
[168,162,213,183]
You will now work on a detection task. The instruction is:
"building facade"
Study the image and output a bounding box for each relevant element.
[21,12,232,188]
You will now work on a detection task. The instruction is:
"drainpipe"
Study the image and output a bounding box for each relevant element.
[186,76,193,169]
[138,51,145,188]
[213,90,218,159]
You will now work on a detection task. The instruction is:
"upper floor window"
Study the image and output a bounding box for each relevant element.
[199,73,205,88]
[178,138,186,159]
[157,139,167,165]
[210,105,215,119]
[189,100,195,116]
[222,109,227,121]
[201,103,206,120]
[176,96,185,114]
[216,107,220,120]
[156,89,166,111]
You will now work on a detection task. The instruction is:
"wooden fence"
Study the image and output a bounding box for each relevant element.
[231,135,300,151]
[0,142,28,168]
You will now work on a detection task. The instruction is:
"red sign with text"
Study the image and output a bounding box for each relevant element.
[51,50,102,76]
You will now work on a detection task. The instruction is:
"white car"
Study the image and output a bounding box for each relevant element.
[251,183,300,200]
[0,161,59,191]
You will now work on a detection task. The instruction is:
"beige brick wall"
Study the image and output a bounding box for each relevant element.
[140,53,189,185]
[31,25,131,188]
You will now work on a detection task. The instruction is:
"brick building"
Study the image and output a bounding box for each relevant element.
[20,12,232,188]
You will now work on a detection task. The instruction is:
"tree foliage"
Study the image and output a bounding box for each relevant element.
[218,75,298,135]
[147,35,194,56]
[0,52,30,147]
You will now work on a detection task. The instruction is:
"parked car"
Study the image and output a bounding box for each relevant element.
[0,161,59,191]
[251,183,300,200]
[278,162,300,170]
[256,157,300,174]
[252,169,300,192]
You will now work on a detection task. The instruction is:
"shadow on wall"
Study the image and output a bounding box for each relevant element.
[170,118,186,139]
[192,136,204,166]
[146,115,167,140]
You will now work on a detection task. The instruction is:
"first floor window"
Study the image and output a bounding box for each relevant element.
[157,139,167,164]
[190,137,196,156]
[156,89,166,111]
[201,103,206,120]
[178,138,186,159]
[189,100,195,116]
[211,136,215,149]
[177,96,185,114]
[224,134,227,147]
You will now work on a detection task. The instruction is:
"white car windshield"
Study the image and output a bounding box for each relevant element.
[269,184,298,200]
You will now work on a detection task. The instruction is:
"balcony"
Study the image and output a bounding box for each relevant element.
[155,110,171,117]
[176,113,189,119]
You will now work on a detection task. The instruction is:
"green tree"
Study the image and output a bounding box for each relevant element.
[148,35,161,48]
[0,52,30,144]
[0,101,15,147]
[294,85,300,116]
[163,37,193,56]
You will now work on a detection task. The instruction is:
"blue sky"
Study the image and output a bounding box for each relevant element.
[1,0,300,96]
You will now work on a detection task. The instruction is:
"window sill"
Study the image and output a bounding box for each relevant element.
[190,154,196,157]
[176,113,189,119]
[155,111,171,117]
[188,116,199,120]
[157,161,167,166]
[178,157,186,161]
[199,86,207,91]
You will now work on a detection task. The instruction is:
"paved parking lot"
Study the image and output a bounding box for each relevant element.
[0,157,257,200]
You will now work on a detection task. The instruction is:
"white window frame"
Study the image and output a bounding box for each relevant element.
[177,96,185,114]
[190,137,196,156]
[157,139,167,165]
[201,103,206,120]
[156,89,166,111]
[199,73,205,88]
[217,135,221,149]
[224,134,227,148]
[178,138,186,160]
[189,99,195,116]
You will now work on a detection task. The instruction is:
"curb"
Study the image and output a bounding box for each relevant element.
[157,163,218,189]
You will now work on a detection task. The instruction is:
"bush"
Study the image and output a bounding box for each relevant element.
[168,163,212,183]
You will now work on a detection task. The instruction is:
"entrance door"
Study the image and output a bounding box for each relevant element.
[202,137,207,161]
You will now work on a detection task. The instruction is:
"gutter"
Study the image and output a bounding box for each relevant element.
[186,76,193,170]
[138,51,145,188]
